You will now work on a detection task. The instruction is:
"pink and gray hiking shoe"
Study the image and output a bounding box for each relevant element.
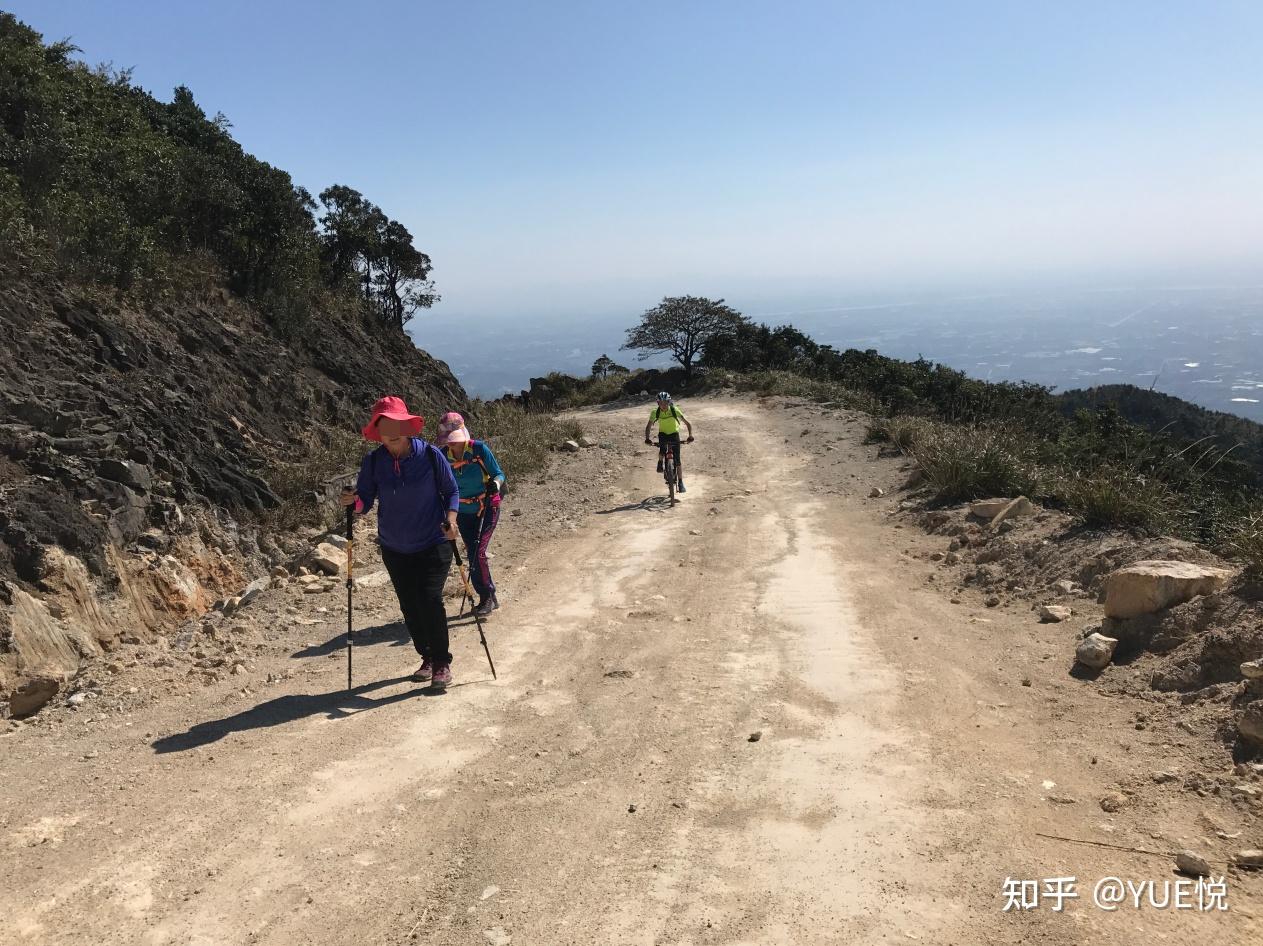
[430,664,452,689]
[411,659,433,683]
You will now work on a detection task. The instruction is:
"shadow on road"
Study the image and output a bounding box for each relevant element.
[151,676,425,753]
[595,496,674,514]
[291,608,487,658]
[291,621,412,658]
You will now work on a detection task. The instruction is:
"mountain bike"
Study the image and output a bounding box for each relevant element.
[651,436,693,504]
[658,439,677,503]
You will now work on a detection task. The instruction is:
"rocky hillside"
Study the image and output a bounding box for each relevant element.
[0,263,466,716]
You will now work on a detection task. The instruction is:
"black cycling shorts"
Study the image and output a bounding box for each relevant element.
[658,432,682,462]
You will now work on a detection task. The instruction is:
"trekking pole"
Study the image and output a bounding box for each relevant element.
[449,541,497,680]
[345,503,355,691]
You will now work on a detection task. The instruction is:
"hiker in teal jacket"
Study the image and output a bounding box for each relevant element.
[435,412,506,617]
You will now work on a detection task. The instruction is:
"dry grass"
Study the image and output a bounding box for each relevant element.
[1228,510,1263,577]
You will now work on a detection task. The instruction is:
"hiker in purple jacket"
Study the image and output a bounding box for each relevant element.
[341,396,460,689]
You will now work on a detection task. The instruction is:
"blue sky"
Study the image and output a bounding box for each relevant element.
[7,1,1263,326]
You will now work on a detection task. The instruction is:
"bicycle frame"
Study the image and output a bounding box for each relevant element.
[656,438,678,504]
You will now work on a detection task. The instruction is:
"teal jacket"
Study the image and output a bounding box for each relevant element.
[443,440,505,515]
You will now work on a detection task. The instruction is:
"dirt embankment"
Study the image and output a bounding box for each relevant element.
[0,265,466,716]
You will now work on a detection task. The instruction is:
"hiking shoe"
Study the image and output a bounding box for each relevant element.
[473,594,498,617]
[430,664,452,689]
[411,659,433,682]
[655,459,664,473]
[677,479,686,493]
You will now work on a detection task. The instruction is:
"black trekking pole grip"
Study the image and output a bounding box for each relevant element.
[345,503,354,691]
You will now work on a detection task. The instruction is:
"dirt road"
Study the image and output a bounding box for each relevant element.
[3,398,1259,944]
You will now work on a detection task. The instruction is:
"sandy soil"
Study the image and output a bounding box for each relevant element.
[2,395,1260,945]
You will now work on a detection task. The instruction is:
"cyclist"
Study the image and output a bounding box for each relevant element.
[644,391,694,492]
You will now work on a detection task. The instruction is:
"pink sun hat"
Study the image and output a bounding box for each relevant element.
[361,396,424,442]
[435,411,471,446]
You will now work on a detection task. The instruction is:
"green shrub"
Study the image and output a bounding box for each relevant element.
[469,400,584,480]
[727,370,880,413]
[908,424,1038,501]
[1051,466,1180,533]
[1227,510,1263,577]
[866,416,927,452]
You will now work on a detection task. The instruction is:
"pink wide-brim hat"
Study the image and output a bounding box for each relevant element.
[435,411,471,446]
[361,396,424,442]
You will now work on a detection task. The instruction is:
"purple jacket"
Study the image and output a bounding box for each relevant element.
[355,438,459,553]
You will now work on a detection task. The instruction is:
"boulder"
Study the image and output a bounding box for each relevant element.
[312,543,347,576]
[1235,849,1263,870]
[323,534,349,551]
[1241,658,1263,681]
[9,676,61,717]
[237,577,270,608]
[868,487,884,498]
[1054,579,1080,596]
[1076,632,1118,671]
[1175,851,1211,877]
[1239,701,1263,746]
[1103,561,1236,619]
[1038,605,1073,623]
[561,440,581,453]
[578,435,597,448]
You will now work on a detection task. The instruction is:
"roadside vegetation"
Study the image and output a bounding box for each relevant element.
[535,298,1263,567]
[0,14,434,334]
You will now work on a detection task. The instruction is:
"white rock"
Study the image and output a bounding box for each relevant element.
[67,691,88,706]
[1241,658,1263,680]
[1054,579,1080,595]
[312,543,347,576]
[324,534,349,551]
[483,928,511,946]
[969,498,1013,519]
[1076,632,1118,671]
[1235,849,1263,870]
[1038,605,1073,623]
[578,436,597,448]
[354,570,393,589]
[561,440,581,453]
[989,496,1036,527]
[1103,560,1236,619]
[868,487,884,498]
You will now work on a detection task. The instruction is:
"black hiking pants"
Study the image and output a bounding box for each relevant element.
[381,541,453,665]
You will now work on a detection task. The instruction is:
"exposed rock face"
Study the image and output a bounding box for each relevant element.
[0,264,467,715]
[1103,560,1236,619]
[1239,701,1263,746]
